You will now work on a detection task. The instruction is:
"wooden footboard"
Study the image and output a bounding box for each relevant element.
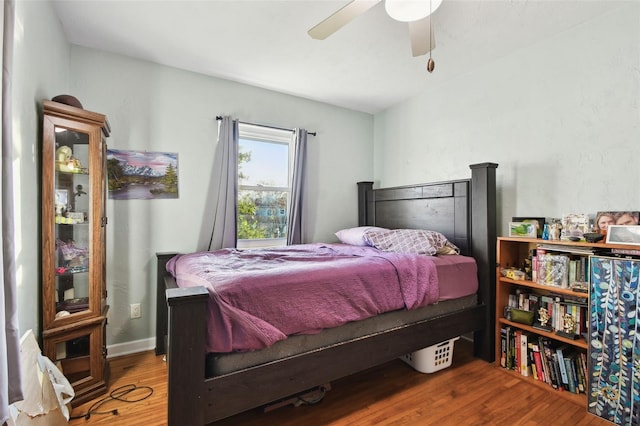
[156,162,498,425]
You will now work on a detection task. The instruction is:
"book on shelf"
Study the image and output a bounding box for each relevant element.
[515,330,522,374]
[579,352,588,393]
[504,326,515,370]
[519,330,530,377]
[564,355,578,393]
[538,337,557,389]
[505,327,515,371]
[500,327,507,368]
[610,248,640,258]
[528,341,538,380]
[536,243,598,255]
[556,345,570,391]
[573,353,586,393]
[531,342,545,382]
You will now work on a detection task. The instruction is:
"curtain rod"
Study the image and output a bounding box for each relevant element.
[216,116,316,136]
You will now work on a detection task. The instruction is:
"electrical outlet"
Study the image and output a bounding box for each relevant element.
[130,303,141,319]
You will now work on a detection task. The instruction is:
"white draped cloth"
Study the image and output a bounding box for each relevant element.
[1,0,23,423]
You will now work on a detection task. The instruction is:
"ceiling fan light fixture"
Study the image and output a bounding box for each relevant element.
[385,0,442,22]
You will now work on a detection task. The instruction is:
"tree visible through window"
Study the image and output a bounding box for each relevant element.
[237,124,293,249]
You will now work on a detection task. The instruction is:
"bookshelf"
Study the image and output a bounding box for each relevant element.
[495,236,640,406]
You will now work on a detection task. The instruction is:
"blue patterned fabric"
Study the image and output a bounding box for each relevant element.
[589,256,640,425]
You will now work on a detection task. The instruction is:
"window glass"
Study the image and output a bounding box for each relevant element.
[239,139,288,188]
[237,124,293,248]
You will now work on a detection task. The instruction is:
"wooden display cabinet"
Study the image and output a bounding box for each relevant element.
[41,100,110,406]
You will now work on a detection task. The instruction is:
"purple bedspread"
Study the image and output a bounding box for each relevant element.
[166,243,439,353]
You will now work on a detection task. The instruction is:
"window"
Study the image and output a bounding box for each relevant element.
[237,123,294,249]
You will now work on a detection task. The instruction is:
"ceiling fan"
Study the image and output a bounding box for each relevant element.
[308,0,443,58]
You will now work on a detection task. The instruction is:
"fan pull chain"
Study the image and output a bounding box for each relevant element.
[427,0,435,73]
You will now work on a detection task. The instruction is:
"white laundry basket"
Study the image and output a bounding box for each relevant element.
[400,337,459,373]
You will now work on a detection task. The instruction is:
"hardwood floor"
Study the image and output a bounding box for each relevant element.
[69,339,609,425]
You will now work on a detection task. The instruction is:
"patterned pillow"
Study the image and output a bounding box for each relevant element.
[363,229,460,256]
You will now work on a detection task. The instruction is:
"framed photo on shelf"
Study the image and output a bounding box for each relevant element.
[509,221,537,238]
[55,189,68,207]
[511,217,545,238]
[561,213,590,241]
[606,225,640,246]
[595,211,640,232]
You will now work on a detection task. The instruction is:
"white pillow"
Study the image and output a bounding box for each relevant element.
[335,226,388,246]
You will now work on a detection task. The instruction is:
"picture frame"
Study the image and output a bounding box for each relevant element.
[509,221,537,238]
[512,217,545,238]
[561,213,590,241]
[106,149,179,200]
[55,189,68,207]
[595,211,640,232]
[606,225,640,246]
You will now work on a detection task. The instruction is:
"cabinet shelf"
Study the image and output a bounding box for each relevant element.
[56,267,89,276]
[497,318,588,349]
[499,277,588,298]
[56,169,89,175]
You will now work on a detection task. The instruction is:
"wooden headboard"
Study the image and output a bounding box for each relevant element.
[357,162,498,359]
[358,178,471,254]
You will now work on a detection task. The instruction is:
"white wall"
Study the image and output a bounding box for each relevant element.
[67,47,373,346]
[374,3,640,236]
[13,0,70,337]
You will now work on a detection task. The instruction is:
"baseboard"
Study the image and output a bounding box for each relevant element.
[107,337,156,358]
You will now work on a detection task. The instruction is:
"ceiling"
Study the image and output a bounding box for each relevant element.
[51,0,623,114]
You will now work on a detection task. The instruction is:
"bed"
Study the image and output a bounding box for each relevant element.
[155,162,498,425]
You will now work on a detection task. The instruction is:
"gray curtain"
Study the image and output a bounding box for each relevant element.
[207,116,238,251]
[1,0,23,423]
[287,129,308,245]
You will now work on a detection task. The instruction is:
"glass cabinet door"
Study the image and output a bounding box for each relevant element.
[54,126,92,316]
[42,115,104,329]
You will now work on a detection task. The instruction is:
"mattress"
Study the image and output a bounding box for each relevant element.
[430,254,478,300]
[169,243,478,356]
[203,252,478,376]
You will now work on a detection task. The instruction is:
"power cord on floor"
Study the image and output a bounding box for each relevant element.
[295,385,328,406]
[69,384,154,420]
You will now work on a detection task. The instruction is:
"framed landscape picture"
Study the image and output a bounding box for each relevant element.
[107,149,178,200]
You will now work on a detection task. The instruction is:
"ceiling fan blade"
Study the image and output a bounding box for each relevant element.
[409,17,435,57]
[308,0,382,40]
